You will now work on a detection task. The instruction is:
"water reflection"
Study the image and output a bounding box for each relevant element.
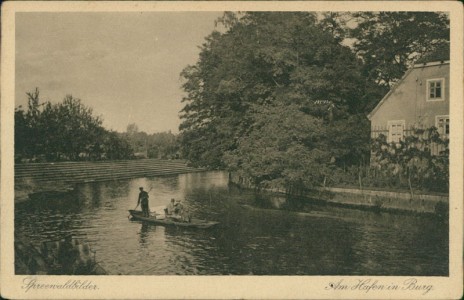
[15,171,448,275]
[138,223,150,246]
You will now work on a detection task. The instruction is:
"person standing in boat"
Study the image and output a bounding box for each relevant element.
[137,187,150,217]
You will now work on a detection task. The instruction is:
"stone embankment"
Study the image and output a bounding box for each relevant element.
[229,173,448,216]
[15,159,202,203]
[307,187,448,216]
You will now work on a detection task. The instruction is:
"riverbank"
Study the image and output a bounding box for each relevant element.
[15,159,203,203]
[229,173,448,216]
[15,236,107,275]
[306,187,448,216]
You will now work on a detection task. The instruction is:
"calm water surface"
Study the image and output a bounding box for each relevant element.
[15,171,448,275]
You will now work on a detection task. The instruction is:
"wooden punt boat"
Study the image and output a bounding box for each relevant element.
[128,210,219,229]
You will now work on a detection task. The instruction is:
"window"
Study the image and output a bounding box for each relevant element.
[432,115,449,156]
[427,78,445,101]
[387,120,405,143]
[436,115,450,137]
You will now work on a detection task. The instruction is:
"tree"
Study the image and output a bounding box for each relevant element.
[14,88,51,160]
[350,12,449,86]
[126,123,139,135]
[50,95,105,160]
[14,106,30,161]
[318,12,351,43]
[180,12,373,189]
[121,124,180,160]
[15,89,134,162]
[124,124,147,156]
[103,131,134,160]
[147,131,179,159]
[224,103,330,191]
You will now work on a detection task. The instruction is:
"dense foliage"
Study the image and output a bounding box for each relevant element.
[350,12,449,87]
[15,89,181,163]
[15,88,134,162]
[331,128,449,193]
[180,12,377,189]
[179,11,450,193]
[370,128,449,193]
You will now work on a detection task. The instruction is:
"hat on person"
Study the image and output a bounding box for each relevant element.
[139,187,144,190]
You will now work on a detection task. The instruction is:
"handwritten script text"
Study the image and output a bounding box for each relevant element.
[325,278,433,295]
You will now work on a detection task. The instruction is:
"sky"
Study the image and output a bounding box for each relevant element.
[15,12,224,134]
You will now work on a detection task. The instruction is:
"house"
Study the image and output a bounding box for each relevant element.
[368,60,450,147]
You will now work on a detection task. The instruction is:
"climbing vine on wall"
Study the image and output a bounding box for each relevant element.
[370,127,449,193]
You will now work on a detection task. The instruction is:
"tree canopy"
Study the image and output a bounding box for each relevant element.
[15,88,134,162]
[179,11,449,191]
[15,89,181,163]
[349,12,450,86]
[179,12,378,188]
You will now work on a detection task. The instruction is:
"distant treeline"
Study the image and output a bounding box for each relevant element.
[124,123,180,160]
[15,88,179,163]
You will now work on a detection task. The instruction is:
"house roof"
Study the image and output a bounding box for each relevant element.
[367,60,450,120]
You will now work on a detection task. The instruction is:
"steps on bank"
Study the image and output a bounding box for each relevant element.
[14,159,203,184]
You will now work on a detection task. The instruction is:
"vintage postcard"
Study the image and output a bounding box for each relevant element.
[1,1,463,299]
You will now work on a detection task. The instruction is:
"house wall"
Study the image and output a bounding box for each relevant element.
[370,63,450,130]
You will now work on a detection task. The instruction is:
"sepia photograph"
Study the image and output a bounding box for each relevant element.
[1,1,463,299]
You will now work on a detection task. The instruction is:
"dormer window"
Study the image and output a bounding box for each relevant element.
[427,78,445,101]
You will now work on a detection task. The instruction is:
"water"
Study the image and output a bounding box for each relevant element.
[15,171,448,275]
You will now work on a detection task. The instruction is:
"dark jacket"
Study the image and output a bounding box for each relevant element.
[138,191,149,205]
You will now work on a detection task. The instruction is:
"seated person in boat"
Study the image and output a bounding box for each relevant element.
[173,199,191,223]
[174,199,183,215]
[164,198,176,216]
